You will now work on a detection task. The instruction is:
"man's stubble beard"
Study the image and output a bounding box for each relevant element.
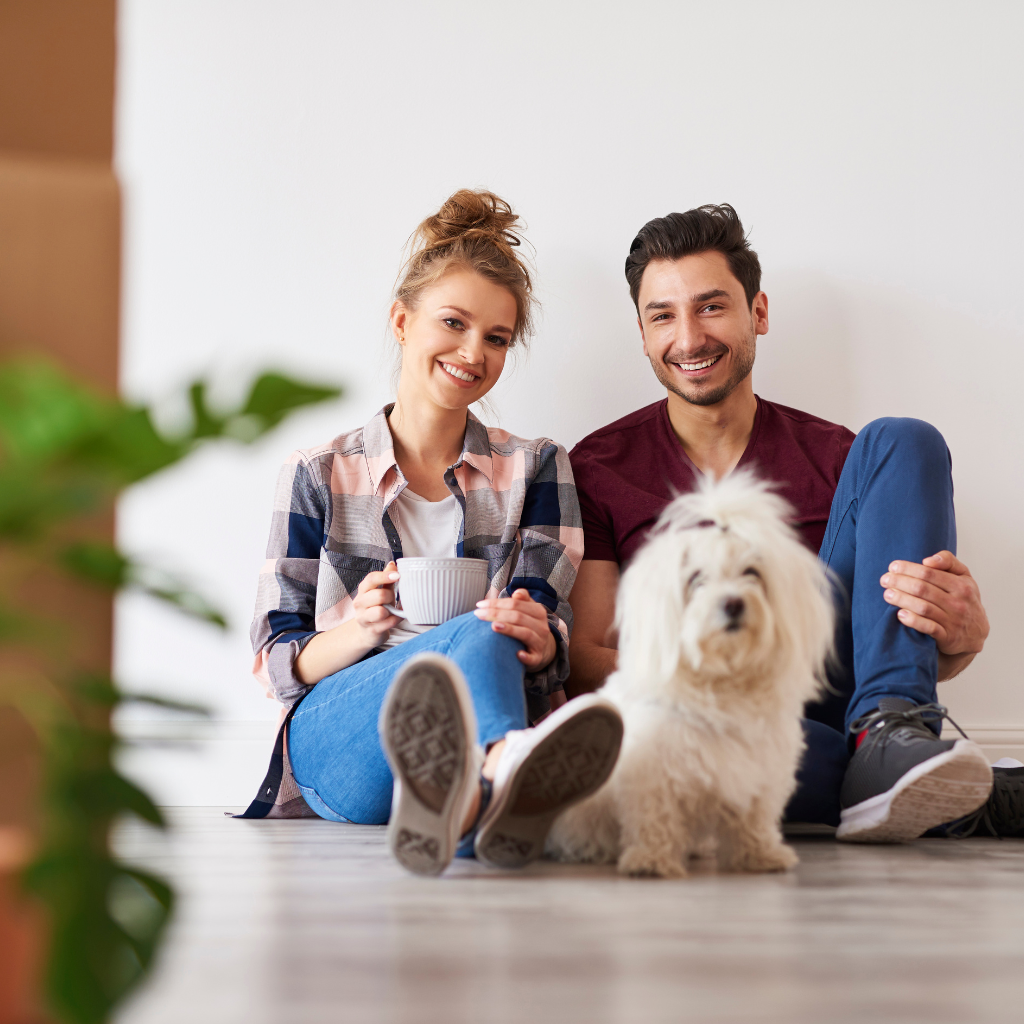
[650,329,757,408]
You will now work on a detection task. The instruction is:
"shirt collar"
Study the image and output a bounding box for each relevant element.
[459,410,493,482]
[363,405,493,494]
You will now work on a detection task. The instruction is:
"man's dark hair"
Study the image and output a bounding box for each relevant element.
[624,204,761,311]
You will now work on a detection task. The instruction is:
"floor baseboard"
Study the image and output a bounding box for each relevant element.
[113,719,1024,807]
[942,725,1024,764]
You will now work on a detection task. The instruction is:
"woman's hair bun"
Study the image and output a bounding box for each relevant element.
[396,189,536,345]
[413,189,523,256]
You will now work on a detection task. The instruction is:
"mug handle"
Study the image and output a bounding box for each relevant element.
[383,604,408,620]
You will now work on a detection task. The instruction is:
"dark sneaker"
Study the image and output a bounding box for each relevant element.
[926,767,1024,838]
[379,654,483,876]
[837,698,992,843]
[474,695,624,869]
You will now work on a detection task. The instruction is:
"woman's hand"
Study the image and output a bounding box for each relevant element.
[294,562,402,685]
[474,588,557,671]
[352,561,403,648]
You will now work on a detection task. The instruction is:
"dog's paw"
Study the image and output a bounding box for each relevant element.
[617,845,688,879]
[689,835,718,860]
[725,842,798,874]
[546,840,617,865]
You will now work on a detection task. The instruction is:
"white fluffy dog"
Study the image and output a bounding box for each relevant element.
[548,472,835,877]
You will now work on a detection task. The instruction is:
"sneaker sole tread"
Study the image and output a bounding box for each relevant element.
[837,740,993,843]
[381,658,475,876]
[475,706,623,869]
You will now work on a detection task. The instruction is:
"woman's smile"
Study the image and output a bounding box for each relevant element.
[438,360,481,386]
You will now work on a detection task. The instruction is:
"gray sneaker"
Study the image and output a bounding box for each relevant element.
[837,698,992,843]
[379,654,483,876]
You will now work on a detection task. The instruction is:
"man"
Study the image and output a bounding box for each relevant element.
[566,204,1011,841]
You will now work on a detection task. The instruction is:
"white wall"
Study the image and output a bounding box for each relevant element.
[113,0,1024,804]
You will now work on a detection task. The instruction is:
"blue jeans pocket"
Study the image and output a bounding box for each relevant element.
[297,784,353,823]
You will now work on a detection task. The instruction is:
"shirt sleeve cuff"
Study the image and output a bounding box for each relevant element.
[523,617,569,697]
[266,631,320,705]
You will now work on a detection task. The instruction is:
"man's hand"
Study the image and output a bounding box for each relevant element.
[474,589,557,671]
[880,550,989,680]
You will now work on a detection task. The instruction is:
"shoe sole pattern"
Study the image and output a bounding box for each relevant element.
[381,658,474,876]
[475,706,623,869]
[837,739,993,843]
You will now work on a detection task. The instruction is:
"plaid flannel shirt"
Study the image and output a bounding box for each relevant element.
[240,406,582,819]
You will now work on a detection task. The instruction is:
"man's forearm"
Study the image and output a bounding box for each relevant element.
[566,641,618,698]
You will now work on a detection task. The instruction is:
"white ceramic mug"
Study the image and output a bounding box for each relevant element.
[384,557,490,626]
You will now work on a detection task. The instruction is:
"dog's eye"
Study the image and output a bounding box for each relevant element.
[742,567,762,580]
[686,570,704,593]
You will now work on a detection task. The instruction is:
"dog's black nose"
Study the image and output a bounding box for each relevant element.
[723,597,745,623]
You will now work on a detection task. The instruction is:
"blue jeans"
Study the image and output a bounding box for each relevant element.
[785,418,956,825]
[287,613,528,824]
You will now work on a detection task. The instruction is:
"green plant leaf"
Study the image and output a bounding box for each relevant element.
[100,772,165,828]
[0,360,111,463]
[0,465,103,540]
[0,598,39,641]
[187,381,225,440]
[120,693,210,717]
[107,869,173,946]
[240,372,341,430]
[84,405,187,484]
[25,853,174,1024]
[136,579,228,629]
[56,545,230,628]
[59,543,131,589]
[1,355,344,1024]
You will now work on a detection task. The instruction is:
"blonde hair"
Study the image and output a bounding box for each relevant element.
[394,189,536,346]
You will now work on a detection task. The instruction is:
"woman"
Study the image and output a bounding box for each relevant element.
[244,190,623,876]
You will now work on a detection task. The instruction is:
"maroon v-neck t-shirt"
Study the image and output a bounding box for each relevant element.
[570,396,856,565]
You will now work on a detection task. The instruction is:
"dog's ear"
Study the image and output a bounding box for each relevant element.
[615,532,689,685]
[761,527,835,700]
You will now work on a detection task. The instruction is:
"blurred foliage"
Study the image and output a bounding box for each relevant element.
[0,358,340,1024]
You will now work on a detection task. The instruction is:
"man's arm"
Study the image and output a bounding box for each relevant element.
[566,559,621,698]
[880,550,990,681]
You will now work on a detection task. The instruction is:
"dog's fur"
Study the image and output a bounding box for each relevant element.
[548,472,835,877]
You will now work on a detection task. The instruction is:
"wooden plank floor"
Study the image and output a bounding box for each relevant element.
[114,808,1024,1024]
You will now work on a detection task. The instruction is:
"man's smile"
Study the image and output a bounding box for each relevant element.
[670,353,723,374]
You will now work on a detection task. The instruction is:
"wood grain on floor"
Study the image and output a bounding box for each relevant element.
[114,808,1024,1024]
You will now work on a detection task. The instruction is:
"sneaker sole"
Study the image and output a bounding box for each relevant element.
[475,701,624,870]
[837,739,993,843]
[380,655,477,876]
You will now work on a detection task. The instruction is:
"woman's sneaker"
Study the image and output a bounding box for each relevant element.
[837,698,992,843]
[379,654,482,876]
[474,695,624,869]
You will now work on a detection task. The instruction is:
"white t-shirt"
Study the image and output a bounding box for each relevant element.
[393,487,460,559]
[381,488,460,648]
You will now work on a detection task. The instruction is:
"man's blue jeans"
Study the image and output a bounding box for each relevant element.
[784,417,956,826]
[287,613,528,824]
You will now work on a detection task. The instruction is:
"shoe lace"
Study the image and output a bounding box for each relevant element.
[848,702,969,759]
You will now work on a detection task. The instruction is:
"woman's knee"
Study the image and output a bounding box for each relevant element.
[449,610,525,660]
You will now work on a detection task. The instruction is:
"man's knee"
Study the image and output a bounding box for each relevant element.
[857,417,949,463]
